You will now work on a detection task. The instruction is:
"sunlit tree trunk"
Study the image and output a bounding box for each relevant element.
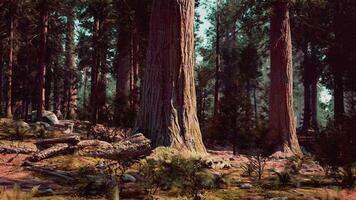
[266,2,302,157]
[136,0,206,153]
[37,3,48,121]
[66,8,77,119]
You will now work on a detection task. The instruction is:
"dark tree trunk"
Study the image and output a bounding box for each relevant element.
[90,16,100,124]
[66,8,77,119]
[301,43,319,133]
[44,66,52,110]
[136,0,206,153]
[37,4,48,121]
[115,1,132,124]
[0,40,3,115]
[6,0,15,118]
[334,71,345,124]
[266,2,302,157]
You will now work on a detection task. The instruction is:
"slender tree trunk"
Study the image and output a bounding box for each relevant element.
[37,4,48,121]
[83,68,88,118]
[90,16,100,124]
[301,43,319,133]
[266,2,302,157]
[213,0,221,119]
[0,40,3,115]
[66,8,77,119]
[115,1,132,124]
[131,22,140,112]
[44,66,51,110]
[136,0,206,153]
[334,71,344,124]
[6,1,15,118]
[332,1,345,126]
[53,65,60,112]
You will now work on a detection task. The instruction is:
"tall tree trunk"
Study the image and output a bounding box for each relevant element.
[37,4,48,121]
[266,2,302,157]
[213,0,221,119]
[53,64,61,112]
[334,71,344,124]
[6,1,15,118]
[65,8,77,119]
[83,68,88,118]
[0,39,3,115]
[115,1,132,124]
[44,66,52,110]
[136,0,206,153]
[90,16,100,124]
[332,1,345,126]
[131,22,140,112]
[302,43,319,133]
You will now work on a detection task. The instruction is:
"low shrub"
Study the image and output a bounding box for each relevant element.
[138,147,225,199]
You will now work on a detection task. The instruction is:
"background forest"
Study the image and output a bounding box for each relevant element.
[0,0,355,199]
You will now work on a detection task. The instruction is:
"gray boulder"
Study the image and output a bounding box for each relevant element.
[240,183,252,189]
[121,174,136,183]
[31,110,59,125]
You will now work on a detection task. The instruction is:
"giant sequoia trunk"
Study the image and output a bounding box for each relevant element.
[66,8,77,119]
[37,4,48,121]
[136,0,206,153]
[266,2,302,157]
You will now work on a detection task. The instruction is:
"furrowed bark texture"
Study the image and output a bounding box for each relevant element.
[267,2,302,157]
[136,0,206,153]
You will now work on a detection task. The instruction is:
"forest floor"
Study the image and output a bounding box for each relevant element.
[0,118,355,200]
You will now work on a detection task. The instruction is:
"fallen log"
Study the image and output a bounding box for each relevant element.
[76,139,113,149]
[78,133,151,161]
[23,161,76,181]
[0,145,37,154]
[28,143,72,162]
[35,136,80,147]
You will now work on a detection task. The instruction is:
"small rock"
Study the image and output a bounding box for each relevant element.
[193,193,205,200]
[268,197,288,200]
[240,183,252,189]
[121,174,136,183]
[43,188,54,195]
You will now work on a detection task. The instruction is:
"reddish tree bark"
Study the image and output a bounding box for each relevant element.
[136,0,206,153]
[266,2,302,157]
[37,3,48,121]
